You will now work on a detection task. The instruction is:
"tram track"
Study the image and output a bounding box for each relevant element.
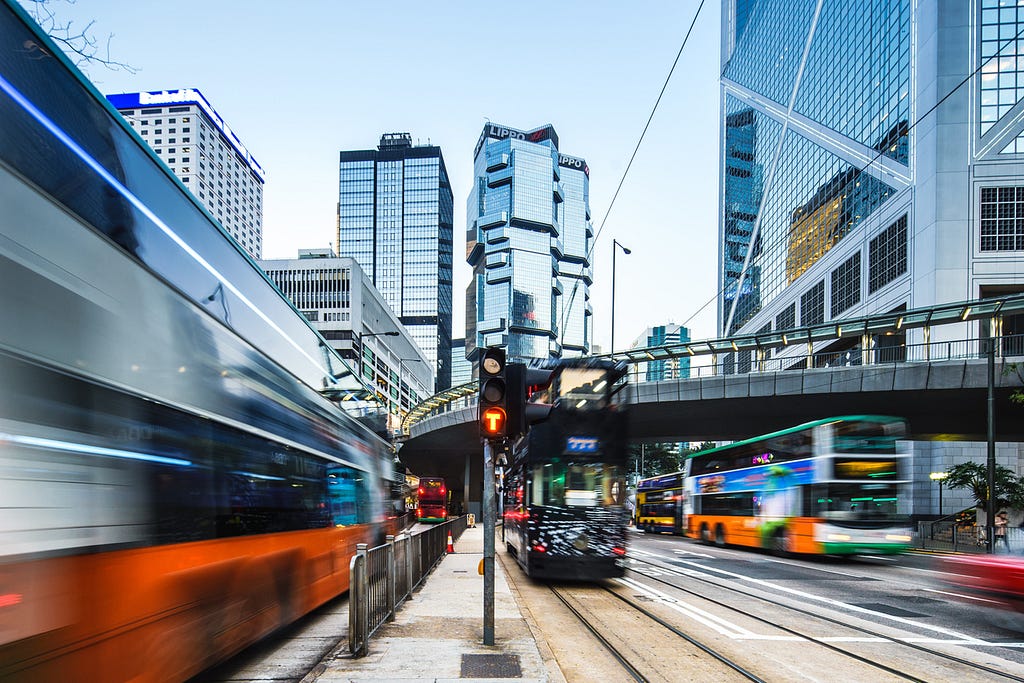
[624,551,1024,682]
[547,582,765,682]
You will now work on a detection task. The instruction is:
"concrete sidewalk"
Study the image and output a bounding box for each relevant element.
[306,524,565,682]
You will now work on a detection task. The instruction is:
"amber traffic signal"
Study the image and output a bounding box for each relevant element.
[478,347,507,440]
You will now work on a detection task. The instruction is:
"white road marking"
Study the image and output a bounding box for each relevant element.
[617,576,758,638]
[921,587,1005,605]
[626,549,1011,646]
[667,557,990,644]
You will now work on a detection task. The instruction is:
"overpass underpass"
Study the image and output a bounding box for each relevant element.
[394,356,1024,517]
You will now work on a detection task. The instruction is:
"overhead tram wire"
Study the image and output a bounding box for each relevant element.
[678,19,1024,339]
[558,0,707,347]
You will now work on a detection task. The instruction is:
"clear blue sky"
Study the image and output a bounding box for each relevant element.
[30,0,723,348]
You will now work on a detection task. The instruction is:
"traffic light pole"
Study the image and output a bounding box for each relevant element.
[482,438,495,645]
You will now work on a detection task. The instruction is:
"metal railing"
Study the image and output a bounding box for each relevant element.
[349,515,468,657]
[916,520,1021,553]
[404,332,1024,432]
[623,332,1024,383]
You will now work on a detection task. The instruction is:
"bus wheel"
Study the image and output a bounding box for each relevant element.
[700,523,712,544]
[773,529,792,556]
[714,524,726,548]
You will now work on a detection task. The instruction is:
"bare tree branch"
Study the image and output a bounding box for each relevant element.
[21,0,137,75]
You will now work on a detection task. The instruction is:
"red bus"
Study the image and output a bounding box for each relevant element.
[417,477,448,523]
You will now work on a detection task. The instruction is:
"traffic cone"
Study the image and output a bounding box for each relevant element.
[446,531,455,554]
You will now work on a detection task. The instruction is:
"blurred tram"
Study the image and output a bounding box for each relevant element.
[503,358,630,580]
[0,3,402,680]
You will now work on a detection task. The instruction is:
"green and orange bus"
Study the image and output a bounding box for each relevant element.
[684,416,913,555]
[634,417,917,557]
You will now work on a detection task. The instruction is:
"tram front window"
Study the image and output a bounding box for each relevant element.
[532,462,626,508]
[557,368,608,411]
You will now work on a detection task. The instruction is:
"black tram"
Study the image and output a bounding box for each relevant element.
[502,358,630,580]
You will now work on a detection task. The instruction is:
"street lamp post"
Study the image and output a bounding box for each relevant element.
[930,471,948,517]
[357,330,399,357]
[611,239,631,354]
[356,331,399,377]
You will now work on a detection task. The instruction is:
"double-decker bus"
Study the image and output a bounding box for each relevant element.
[686,416,913,555]
[503,358,630,580]
[636,472,686,534]
[416,477,448,523]
[0,4,400,679]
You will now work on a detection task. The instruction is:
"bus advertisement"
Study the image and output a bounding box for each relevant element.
[685,415,913,556]
[635,472,686,534]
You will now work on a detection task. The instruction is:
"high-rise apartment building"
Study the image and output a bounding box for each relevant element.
[719,0,1024,512]
[466,123,593,365]
[108,89,265,260]
[337,133,454,391]
[629,324,691,381]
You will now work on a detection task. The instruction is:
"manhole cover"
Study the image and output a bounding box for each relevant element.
[461,653,522,678]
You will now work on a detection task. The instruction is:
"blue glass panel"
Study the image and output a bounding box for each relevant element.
[724,0,817,108]
[793,0,910,163]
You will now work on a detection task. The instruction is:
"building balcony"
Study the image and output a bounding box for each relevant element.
[476,211,508,230]
[487,167,512,187]
[486,152,510,172]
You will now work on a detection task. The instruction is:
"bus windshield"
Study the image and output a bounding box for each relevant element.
[531,461,625,507]
[831,419,905,454]
[811,483,903,522]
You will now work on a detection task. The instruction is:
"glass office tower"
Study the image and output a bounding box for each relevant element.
[629,324,692,380]
[720,1,1024,514]
[466,123,593,364]
[720,0,1024,350]
[338,133,454,390]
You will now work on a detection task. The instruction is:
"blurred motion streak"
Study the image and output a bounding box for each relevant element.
[0,1,404,680]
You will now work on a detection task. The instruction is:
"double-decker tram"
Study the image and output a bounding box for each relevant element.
[416,476,448,523]
[635,471,686,534]
[0,3,401,680]
[686,415,913,555]
[503,359,630,580]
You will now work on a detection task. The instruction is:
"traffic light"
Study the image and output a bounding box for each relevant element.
[478,347,507,439]
[506,362,556,439]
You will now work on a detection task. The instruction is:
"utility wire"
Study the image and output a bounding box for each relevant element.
[682,19,1024,338]
[559,0,706,346]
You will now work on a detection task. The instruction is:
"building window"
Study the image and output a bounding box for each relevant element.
[980,186,1024,251]
[801,280,825,327]
[776,302,796,331]
[830,253,861,317]
[868,214,908,292]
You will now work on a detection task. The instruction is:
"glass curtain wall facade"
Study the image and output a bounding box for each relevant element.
[466,123,593,365]
[720,1,1024,516]
[720,0,909,343]
[720,0,1024,349]
[338,133,454,390]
